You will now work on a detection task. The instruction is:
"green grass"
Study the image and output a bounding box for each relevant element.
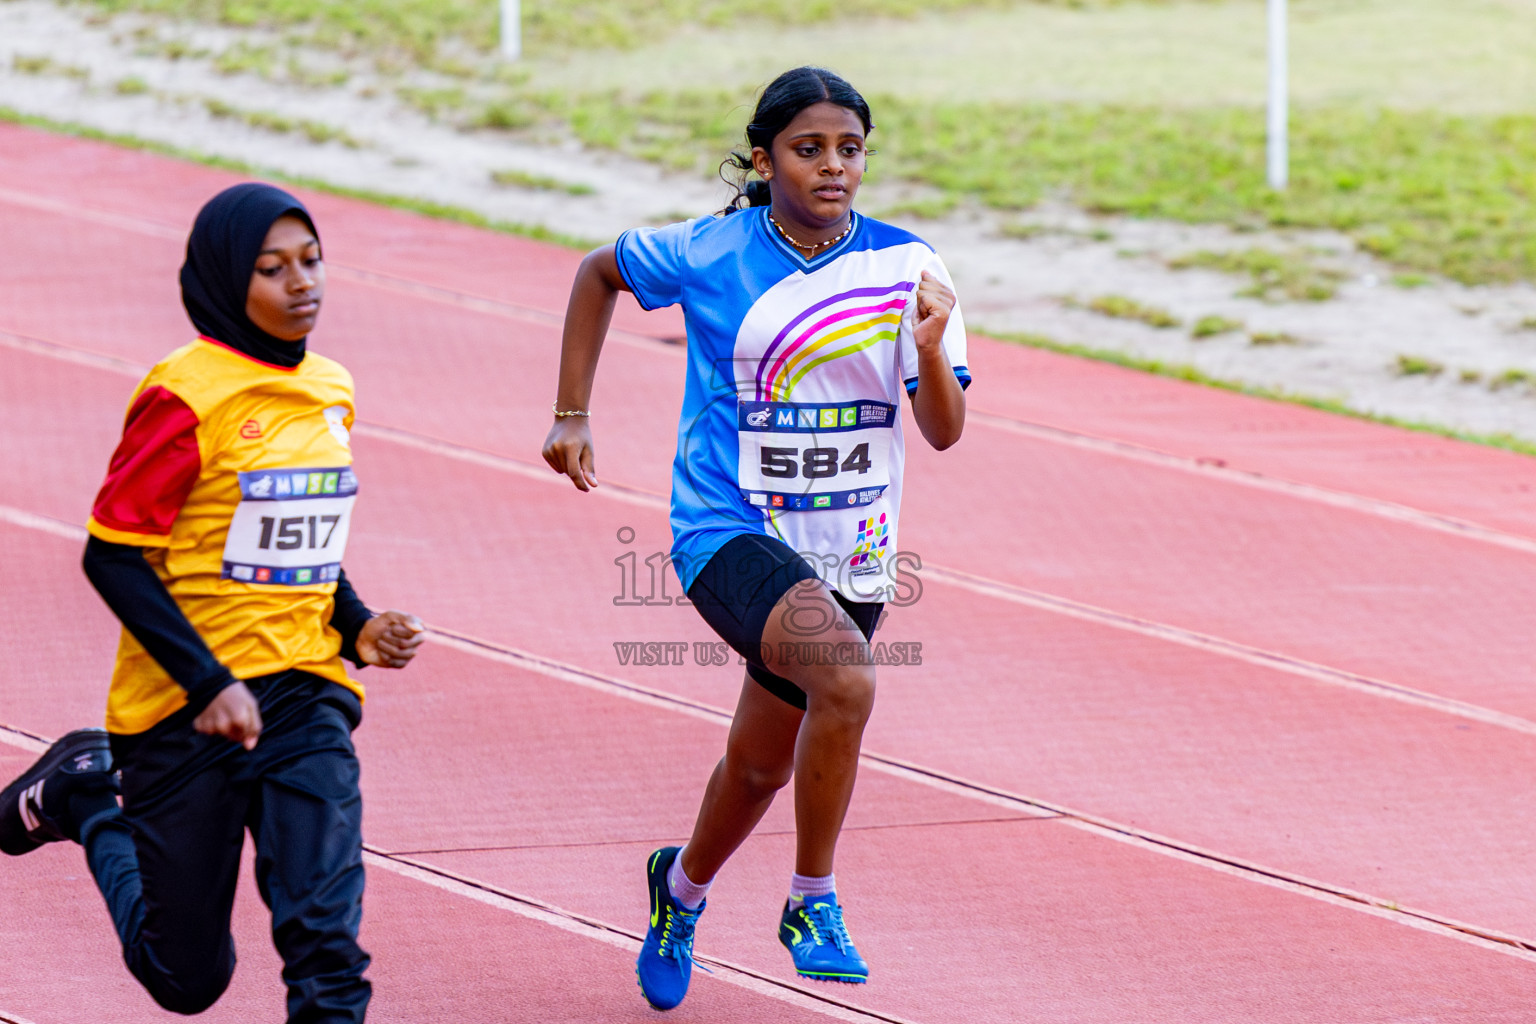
[552,91,1536,285]
[214,41,277,76]
[12,55,56,75]
[202,97,362,146]
[1395,354,1445,376]
[874,101,1536,286]
[1169,248,1347,302]
[76,0,1026,62]
[490,168,595,195]
[1250,330,1306,347]
[1079,294,1181,329]
[1490,368,1534,391]
[0,105,597,250]
[471,98,538,131]
[57,0,1536,287]
[1191,314,1244,338]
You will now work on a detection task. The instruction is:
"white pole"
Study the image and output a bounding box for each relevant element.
[500,0,521,60]
[1267,0,1288,189]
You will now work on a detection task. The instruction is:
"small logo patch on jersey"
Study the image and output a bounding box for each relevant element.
[323,406,351,448]
[239,419,263,439]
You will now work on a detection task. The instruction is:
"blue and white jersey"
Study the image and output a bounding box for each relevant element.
[616,208,970,602]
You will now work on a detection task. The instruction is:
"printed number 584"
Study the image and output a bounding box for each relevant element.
[760,444,872,480]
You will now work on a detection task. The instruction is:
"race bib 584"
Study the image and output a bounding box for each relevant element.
[221,466,358,586]
[737,400,894,512]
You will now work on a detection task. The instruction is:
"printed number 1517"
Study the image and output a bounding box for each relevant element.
[257,515,341,550]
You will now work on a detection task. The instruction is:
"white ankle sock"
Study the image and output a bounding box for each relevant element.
[667,850,712,910]
[788,871,835,908]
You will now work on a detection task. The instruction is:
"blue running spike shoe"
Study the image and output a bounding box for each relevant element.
[779,893,869,983]
[636,846,706,1010]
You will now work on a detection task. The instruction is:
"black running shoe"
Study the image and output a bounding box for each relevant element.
[0,729,115,855]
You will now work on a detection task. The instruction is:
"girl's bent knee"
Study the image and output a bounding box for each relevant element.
[807,665,876,724]
[145,965,233,1015]
[729,756,794,799]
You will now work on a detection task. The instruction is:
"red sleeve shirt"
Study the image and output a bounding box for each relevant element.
[89,385,202,545]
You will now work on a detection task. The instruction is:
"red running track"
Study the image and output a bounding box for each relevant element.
[3,123,1536,1021]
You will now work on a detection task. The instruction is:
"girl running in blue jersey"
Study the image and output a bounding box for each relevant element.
[543,66,968,1010]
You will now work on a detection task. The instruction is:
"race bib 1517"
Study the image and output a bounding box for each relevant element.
[221,466,357,586]
[736,400,894,512]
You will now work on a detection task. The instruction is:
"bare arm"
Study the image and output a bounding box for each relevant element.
[541,244,630,491]
[909,271,966,450]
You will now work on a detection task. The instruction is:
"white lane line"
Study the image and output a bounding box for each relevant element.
[427,629,1536,962]
[969,409,1536,557]
[0,185,182,241]
[426,628,1056,820]
[363,851,921,1024]
[8,180,1535,557]
[0,724,48,755]
[7,510,1528,953]
[5,670,1535,971]
[0,189,677,355]
[0,715,908,1021]
[0,327,1531,738]
[920,563,1536,737]
[0,1007,42,1024]
[1053,817,1536,963]
[5,182,1533,555]
[351,421,666,510]
[0,505,88,543]
[0,329,146,377]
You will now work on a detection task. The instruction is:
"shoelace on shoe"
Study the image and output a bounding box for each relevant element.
[803,901,854,955]
[657,905,712,973]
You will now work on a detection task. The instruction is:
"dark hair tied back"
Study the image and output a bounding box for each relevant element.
[719,66,873,216]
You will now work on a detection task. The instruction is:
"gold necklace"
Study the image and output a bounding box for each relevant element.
[769,212,852,256]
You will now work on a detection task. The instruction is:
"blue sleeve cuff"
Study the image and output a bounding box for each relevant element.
[906,366,971,396]
[612,230,658,312]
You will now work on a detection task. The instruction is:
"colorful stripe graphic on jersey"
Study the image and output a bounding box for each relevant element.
[754,284,913,401]
[613,210,970,600]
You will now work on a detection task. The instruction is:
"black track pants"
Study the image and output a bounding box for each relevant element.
[81,670,370,1023]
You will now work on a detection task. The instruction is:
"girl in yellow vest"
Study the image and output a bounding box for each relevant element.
[0,183,423,1023]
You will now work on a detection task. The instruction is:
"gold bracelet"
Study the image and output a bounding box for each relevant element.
[552,403,591,418]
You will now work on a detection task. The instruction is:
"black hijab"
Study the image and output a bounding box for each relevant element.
[180,183,319,369]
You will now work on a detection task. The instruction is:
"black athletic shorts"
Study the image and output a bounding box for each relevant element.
[686,533,883,710]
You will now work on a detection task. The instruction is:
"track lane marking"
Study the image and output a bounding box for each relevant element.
[967,409,1536,557]
[2,513,1535,962]
[400,632,1536,962]
[362,851,922,1024]
[0,188,675,355]
[0,728,907,1023]
[1,327,1532,736]
[6,671,1536,974]
[3,183,1533,551]
[11,510,1533,956]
